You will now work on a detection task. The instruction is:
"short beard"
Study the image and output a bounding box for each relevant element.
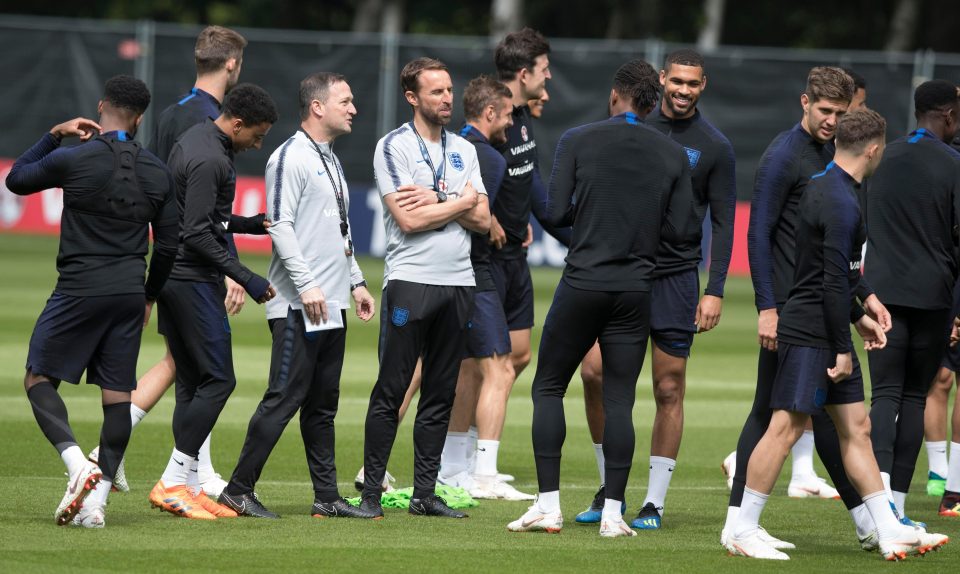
[420,105,450,127]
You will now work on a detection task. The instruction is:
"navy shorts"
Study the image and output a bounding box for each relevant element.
[942,284,960,372]
[650,269,699,358]
[491,256,534,331]
[26,291,144,391]
[466,290,512,359]
[770,342,865,415]
[158,279,235,391]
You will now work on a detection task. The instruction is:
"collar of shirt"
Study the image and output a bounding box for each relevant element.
[298,130,335,160]
[908,128,937,143]
[611,111,642,125]
[816,160,859,190]
[101,130,132,141]
[650,106,700,127]
[202,118,234,157]
[181,87,222,119]
[459,124,488,144]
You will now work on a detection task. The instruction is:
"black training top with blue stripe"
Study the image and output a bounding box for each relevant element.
[462,124,506,292]
[748,123,834,311]
[864,129,960,310]
[547,112,696,292]
[647,107,737,297]
[149,87,221,163]
[778,162,866,353]
[6,131,179,299]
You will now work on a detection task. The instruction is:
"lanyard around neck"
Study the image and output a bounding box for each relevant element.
[409,122,446,191]
[300,129,349,239]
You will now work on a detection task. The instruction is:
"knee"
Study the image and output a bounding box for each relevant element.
[653,374,685,410]
[580,359,602,389]
[768,414,805,446]
[23,370,51,393]
[513,349,531,375]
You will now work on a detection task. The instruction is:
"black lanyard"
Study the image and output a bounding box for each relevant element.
[300,130,352,253]
[409,122,446,192]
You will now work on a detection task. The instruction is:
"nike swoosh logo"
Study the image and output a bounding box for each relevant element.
[173,458,184,466]
[412,503,426,513]
[521,516,543,528]
[318,170,326,177]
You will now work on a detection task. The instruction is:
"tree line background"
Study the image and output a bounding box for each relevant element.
[2,0,957,53]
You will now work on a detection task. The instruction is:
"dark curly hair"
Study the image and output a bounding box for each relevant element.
[222,83,278,125]
[914,80,959,115]
[613,59,661,113]
[103,75,151,114]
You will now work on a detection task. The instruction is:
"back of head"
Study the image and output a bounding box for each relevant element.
[806,66,854,104]
[835,108,886,153]
[613,59,661,113]
[222,83,278,125]
[195,25,247,75]
[663,48,704,71]
[494,27,550,81]
[841,67,867,91]
[914,80,958,115]
[103,75,151,116]
[463,75,512,122]
[400,57,448,95]
[299,72,347,120]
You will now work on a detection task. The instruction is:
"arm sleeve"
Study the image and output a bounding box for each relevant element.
[546,130,578,227]
[822,197,857,354]
[5,133,70,194]
[747,139,800,311]
[854,275,874,302]
[465,146,487,196]
[373,135,414,197]
[704,141,738,297]
[531,166,572,246]
[144,169,180,300]
[265,151,319,295]
[475,145,505,204]
[228,213,268,235]
[180,157,256,287]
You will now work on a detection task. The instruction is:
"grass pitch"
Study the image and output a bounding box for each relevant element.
[0,234,954,572]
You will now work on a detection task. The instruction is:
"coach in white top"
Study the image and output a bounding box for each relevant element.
[360,57,490,519]
[218,73,378,520]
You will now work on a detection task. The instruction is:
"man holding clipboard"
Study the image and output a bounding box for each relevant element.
[218,72,376,519]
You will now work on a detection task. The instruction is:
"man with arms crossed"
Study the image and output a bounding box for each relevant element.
[361,58,490,519]
[218,73,377,519]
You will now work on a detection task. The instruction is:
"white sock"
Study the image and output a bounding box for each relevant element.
[850,503,876,538]
[723,505,740,534]
[440,431,470,477]
[947,442,960,492]
[60,445,87,477]
[130,404,148,428]
[601,498,623,522]
[863,491,904,542]
[475,440,500,477]
[160,449,192,486]
[892,490,907,517]
[89,478,111,507]
[537,490,560,513]
[197,434,215,481]
[927,440,948,478]
[467,426,478,474]
[187,459,201,494]
[732,487,768,539]
[643,456,675,516]
[880,471,894,501]
[790,430,816,479]
[593,443,605,485]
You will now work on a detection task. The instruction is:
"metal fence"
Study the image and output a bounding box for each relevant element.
[2,14,960,202]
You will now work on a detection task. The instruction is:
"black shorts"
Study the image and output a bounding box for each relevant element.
[491,256,534,331]
[26,291,143,391]
[466,290,512,359]
[650,269,699,358]
[943,284,960,372]
[158,279,234,389]
[770,342,865,415]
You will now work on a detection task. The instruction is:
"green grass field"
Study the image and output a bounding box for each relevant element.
[0,234,954,573]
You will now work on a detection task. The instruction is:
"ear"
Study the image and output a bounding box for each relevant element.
[659,69,667,87]
[800,93,810,110]
[312,99,324,119]
[485,104,497,122]
[97,101,104,115]
[135,114,143,128]
[700,74,708,91]
[404,90,418,108]
[609,88,619,108]
[232,117,244,134]
[225,57,237,74]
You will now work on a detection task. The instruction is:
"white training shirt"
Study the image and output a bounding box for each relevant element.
[264,131,364,320]
[372,123,486,287]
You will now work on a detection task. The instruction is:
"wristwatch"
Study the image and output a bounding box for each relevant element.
[436,190,448,203]
[350,280,367,292]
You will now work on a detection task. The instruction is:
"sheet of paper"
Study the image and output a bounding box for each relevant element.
[302,300,344,332]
